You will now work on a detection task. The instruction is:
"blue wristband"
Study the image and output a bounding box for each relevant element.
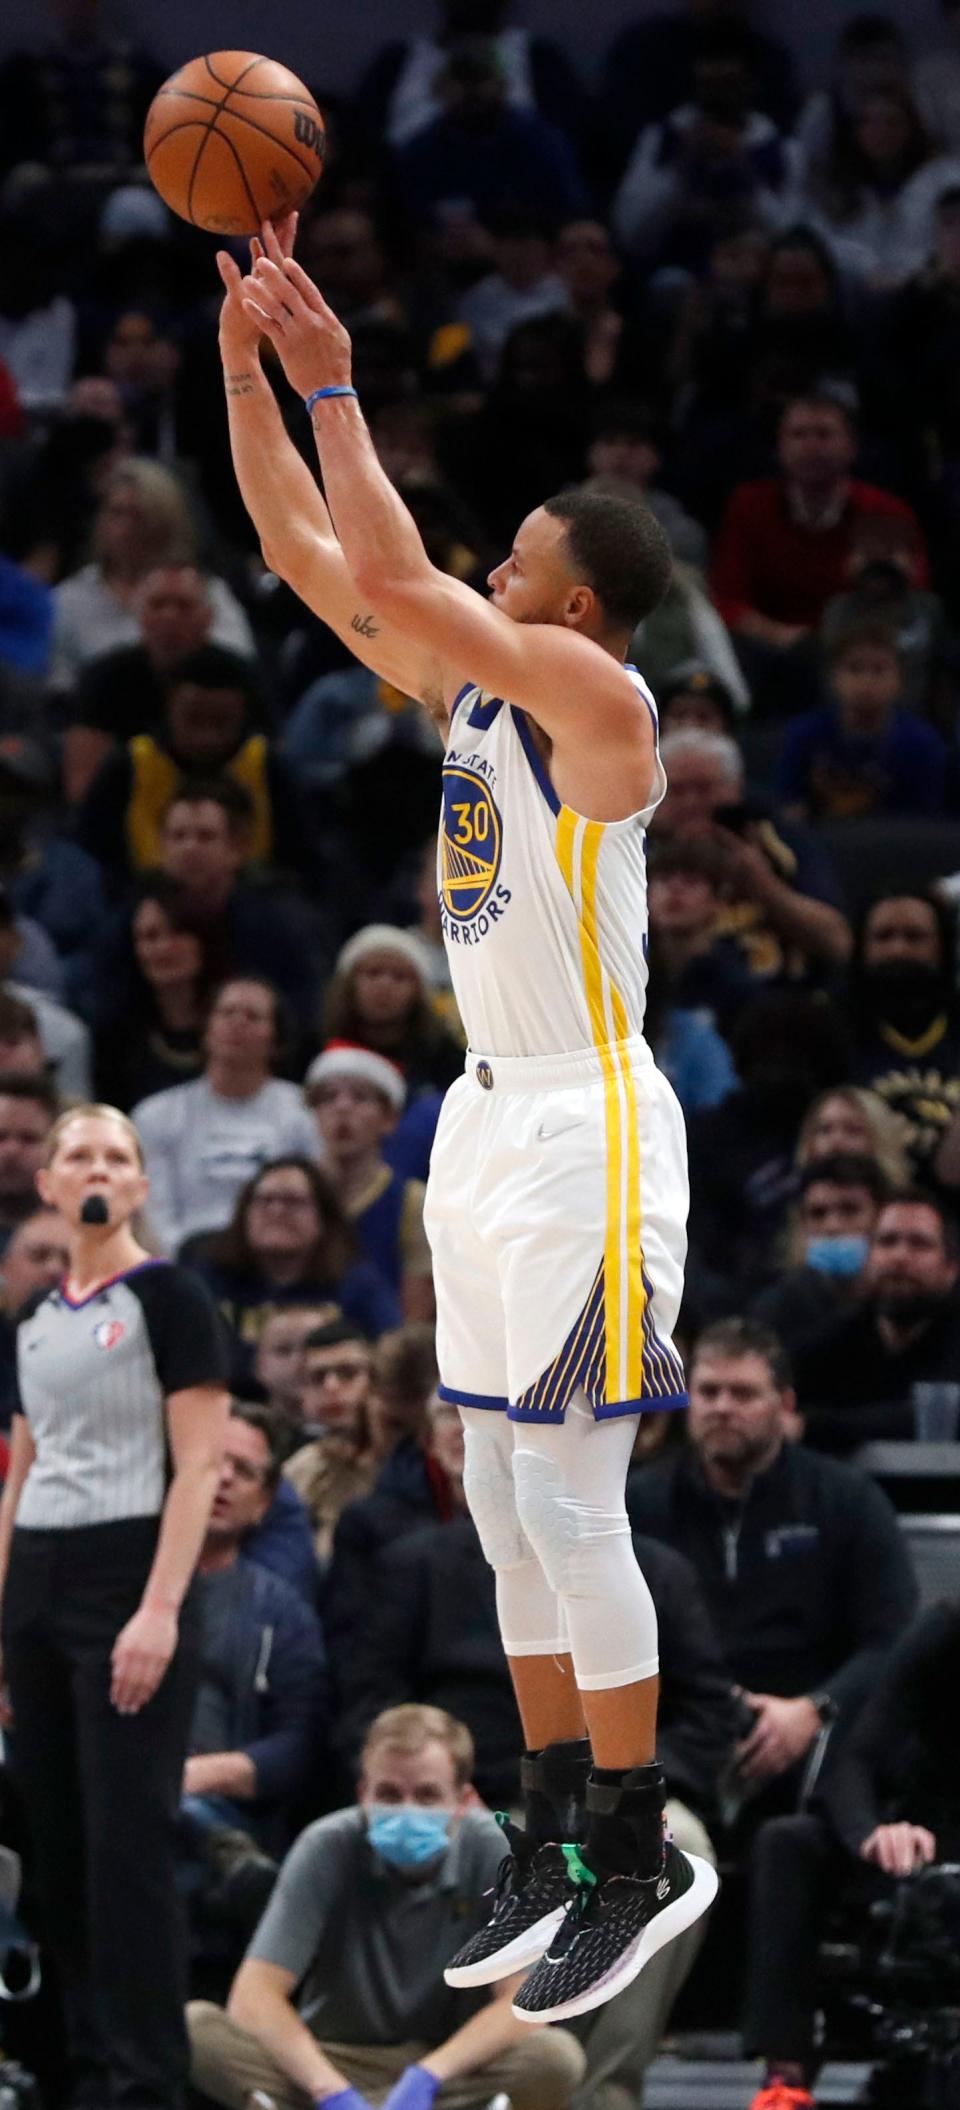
[305,385,358,413]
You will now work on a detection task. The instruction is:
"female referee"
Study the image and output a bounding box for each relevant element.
[0,1102,230,2110]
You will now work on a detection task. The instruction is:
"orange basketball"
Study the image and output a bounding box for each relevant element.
[144,51,325,236]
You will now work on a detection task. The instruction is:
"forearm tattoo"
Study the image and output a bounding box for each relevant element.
[224,371,255,397]
[351,611,380,638]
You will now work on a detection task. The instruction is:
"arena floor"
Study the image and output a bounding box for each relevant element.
[646,2046,874,2106]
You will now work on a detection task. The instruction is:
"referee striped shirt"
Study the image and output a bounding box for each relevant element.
[13,1260,228,1530]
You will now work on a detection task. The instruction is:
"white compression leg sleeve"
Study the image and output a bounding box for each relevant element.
[510,1394,659,1691]
[460,1407,568,1657]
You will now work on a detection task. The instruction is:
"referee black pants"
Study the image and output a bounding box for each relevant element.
[2,1519,199,2110]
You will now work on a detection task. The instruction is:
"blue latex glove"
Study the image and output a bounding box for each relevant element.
[381,2066,442,2110]
[315,2091,376,2110]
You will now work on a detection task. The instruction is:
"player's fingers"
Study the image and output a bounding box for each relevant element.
[241,294,283,334]
[260,218,286,264]
[250,257,305,322]
[216,250,241,289]
[281,256,329,315]
[250,235,264,263]
[243,268,293,319]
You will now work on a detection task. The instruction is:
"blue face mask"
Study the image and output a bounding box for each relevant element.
[805,1234,869,1280]
[367,1805,452,1871]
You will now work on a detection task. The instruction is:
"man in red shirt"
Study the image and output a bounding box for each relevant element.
[711,392,928,687]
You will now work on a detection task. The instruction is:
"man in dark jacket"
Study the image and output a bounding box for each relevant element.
[742,1602,960,2110]
[323,1390,464,1689]
[335,1509,738,1823]
[794,1193,960,1454]
[183,1404,329,1858]
[627,1316,917,1831]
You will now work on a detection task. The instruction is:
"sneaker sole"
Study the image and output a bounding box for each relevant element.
[444,1905,568,1987]
[510,1853,719,2023]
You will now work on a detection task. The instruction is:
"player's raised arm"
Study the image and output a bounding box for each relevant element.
[215,218,447,715]
[245,233,670,769]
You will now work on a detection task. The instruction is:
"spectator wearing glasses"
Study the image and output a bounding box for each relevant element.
[253,1304,340,1435]
[286,1323,410,1566]
[186,1160,399,1389]
[132,978,318,1254]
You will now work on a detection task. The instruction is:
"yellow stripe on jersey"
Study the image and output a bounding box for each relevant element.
[555,806,649,1403]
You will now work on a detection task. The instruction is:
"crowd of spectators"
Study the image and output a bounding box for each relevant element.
[5,1,960,2106]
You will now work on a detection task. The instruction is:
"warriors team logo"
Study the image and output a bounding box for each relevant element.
[441,766,503,921]
[93,1319,125,1351]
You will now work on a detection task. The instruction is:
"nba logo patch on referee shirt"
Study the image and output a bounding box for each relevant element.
[93,1318,125,1351]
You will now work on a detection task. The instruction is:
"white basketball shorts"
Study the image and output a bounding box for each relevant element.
[424,1037,689,1424]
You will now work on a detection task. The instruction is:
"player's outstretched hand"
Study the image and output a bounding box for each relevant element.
[243,225,354,401]
[216,211,299,365]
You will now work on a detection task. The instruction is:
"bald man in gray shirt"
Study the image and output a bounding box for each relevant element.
[189,1704,583,2110]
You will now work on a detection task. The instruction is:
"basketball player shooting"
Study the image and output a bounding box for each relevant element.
[216,215,717,2024]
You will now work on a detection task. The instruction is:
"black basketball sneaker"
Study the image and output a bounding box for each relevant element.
[444,1815,571,1987]
[511,1838,718,2023]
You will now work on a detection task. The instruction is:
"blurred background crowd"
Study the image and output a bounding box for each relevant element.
[4,0,960,2104]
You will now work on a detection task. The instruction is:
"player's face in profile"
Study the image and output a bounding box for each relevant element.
[39,1113,148,1230]
[487,509,579,627]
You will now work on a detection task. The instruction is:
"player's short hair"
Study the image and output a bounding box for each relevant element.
[543,484,672,630]
[690,1316,793,1392]
[361,1704,475,1788]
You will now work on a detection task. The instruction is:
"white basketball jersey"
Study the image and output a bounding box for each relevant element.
[437,667,666,1059]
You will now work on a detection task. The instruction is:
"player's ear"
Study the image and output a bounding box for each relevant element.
[564,583,595,629]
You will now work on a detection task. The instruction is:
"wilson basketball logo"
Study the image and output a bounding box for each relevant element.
[293,111,323,154]
[441,767,503,921]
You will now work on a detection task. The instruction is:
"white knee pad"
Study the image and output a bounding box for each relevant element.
[512,1441,659,1689]
[511,1444,632,1598]
[461,1417,531,1571]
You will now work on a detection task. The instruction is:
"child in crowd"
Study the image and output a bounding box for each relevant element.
[306,1041,435,1321]
[777,621,947,821]
[820,514,949,715]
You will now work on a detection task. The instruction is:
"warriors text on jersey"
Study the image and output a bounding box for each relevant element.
[437,670,664,1059]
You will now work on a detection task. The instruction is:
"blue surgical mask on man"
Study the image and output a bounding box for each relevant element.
[805,1234,869,1279]
[367,1805,453,1871]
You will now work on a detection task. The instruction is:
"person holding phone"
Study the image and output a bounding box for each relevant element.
[0,1101,230,2110]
